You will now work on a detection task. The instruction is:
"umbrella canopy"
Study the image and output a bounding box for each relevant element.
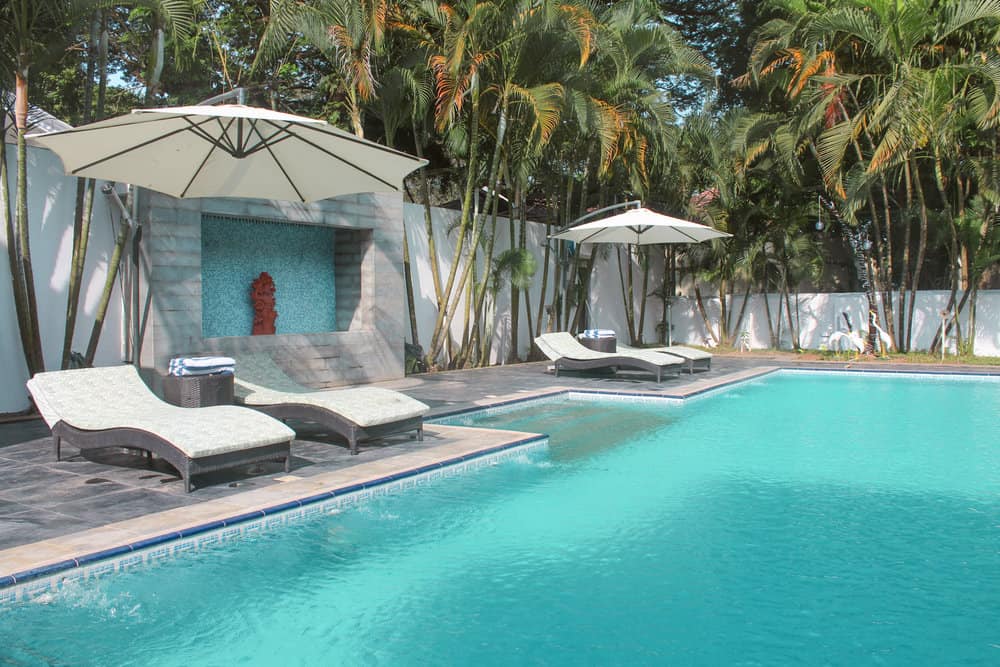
[550,207,730,245]
[28,104,427,203]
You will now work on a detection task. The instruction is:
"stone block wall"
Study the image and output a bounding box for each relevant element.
[138,192,405,387]
[334,228,371,331]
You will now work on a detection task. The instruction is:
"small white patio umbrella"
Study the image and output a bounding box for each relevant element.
[550,205,730,345]
[28,104,427,202]
[549,206,730,245]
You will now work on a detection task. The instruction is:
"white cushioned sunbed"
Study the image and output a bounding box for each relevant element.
[620,344,712,373]
[232,354,429,455]
[533,332,684,382]
[27,365,295,492]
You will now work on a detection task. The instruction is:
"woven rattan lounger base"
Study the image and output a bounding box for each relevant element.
[52,421,291,492]
[250,404,424,455]
[551,357,681,382]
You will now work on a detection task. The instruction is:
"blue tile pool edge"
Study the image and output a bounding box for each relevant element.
[0,433,549,602]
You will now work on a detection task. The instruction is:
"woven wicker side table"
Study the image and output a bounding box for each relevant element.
[163,373,234,408]
[577,334,617,353]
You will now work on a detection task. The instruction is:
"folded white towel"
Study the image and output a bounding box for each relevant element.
[169,356,237,377]
[170,366,234,377]
[580,329,616,338]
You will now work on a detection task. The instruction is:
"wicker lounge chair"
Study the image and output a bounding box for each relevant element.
[26,365,295,492]
[620,344,712,373]
[533,332,685,382]
[232,354,429,455]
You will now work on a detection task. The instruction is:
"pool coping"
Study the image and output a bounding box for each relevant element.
[428,365,783,422]
[2,363,994,598]
[0,425,547,595]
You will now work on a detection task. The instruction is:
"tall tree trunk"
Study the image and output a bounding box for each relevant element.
[618,246,636,342]
[717,279,729,346]
[14,70,45,374]
[694,286,719,345]
[840,97,896,347]
[62,13,103,369]
[85,209,131,365]
[402,231,419,345]
[897,161,915,351]
[507,184,521,364]
[452,101,507,364]
[145,17,166,105]
[905,157,930,351]
[462,206,499,367]
[763,281,777,348]
[571,255,596,334]
[534,200,552,339]
[412,116,444,313]
[783,284,797,350]
[2,110,36,376]
[534,239,558,337]
[637,247,650,345]
[731,283,752,344]
[427,90,482,365]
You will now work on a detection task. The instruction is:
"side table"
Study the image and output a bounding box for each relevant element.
[163,373,234,407]
[577,334,617,353]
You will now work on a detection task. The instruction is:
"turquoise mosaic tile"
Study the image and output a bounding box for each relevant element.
[201,215,337,337]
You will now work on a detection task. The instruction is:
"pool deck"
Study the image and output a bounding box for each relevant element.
[2,356,997,584]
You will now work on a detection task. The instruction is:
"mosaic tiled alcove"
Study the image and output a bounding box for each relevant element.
[137,192,406,387]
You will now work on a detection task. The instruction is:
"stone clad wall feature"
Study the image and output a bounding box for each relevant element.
[139,192,405,387]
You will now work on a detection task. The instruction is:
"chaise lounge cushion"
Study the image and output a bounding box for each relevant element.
[232,354,429,428]
[655,345,712,361]
[536,332,686,367]
[27,365,294,459]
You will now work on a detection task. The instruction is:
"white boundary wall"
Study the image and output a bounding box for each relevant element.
[1,145,123,413]
[404,208,1000,360]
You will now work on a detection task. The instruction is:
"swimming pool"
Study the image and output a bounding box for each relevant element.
[2,371,999,664]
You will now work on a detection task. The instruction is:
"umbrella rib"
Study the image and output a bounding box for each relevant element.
[247,121,306,202]
[574,229,606,244]
[34,112,182,138]
[280,126,400,191]
[673,229,705,244]
[294,121,426,163]
[69,117,219,175]
[179,122,234,198]
[238,123,297,156]
[183,116,239,155]
[178,117,242,197]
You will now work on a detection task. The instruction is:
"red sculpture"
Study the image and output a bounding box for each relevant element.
[250,272,277,335]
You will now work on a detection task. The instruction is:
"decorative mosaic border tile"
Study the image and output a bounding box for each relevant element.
[0,434,548,604]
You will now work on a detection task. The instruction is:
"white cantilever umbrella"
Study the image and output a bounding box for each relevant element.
[550,206,730,245]
[27,104,427,202]
[550,205,730,346]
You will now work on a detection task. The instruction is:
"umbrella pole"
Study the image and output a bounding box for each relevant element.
[103,187,139,362]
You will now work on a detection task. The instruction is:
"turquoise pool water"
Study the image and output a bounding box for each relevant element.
[3,372,1000,665]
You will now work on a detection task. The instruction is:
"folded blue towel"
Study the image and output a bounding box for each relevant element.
[580,329,616,338]
[168,356,236,377]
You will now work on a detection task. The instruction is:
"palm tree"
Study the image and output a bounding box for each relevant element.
[62,1,193,369]
[751,0,1000,351]
[0,0,73,376]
